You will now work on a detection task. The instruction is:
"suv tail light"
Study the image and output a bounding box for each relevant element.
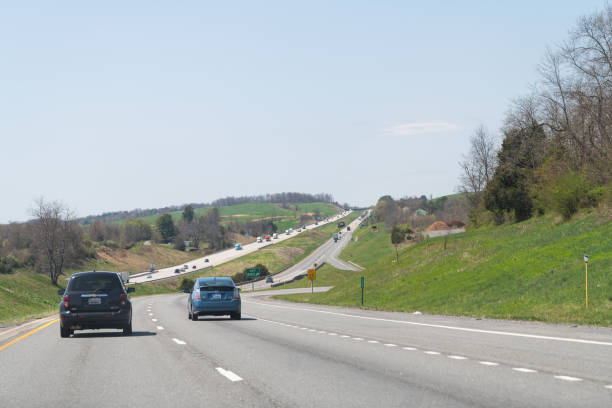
[194,289,201,301]
[233,288,240,299]
[63,295,69,309]
[120,293,127,307]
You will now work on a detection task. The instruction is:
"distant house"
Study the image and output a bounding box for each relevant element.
[415,209,427,216]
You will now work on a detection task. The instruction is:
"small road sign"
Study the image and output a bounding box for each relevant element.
[308,269,316,281]
[246,268,260,279]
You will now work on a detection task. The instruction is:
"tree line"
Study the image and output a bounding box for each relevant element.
[458,5,612,225]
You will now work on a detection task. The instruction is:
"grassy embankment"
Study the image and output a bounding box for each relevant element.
[277,209,612,326]
[0,211,358,324]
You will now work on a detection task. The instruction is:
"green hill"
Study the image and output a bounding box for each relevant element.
[278,208,612,326]
[138,202,340,227]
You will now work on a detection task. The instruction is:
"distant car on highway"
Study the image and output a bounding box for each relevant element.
[257,236,262,243]
[273,233,278,239]
[297,228,302,232]
[204,258,209,262]
[266,276,273,283]
[265,235,271,241]
[235,243,242,250]
[58,271,135,337]
[185,277,241,320]
[174,268,180,273]
[338,221,345,228]
[183,264,189,269]
[146,274,152,279]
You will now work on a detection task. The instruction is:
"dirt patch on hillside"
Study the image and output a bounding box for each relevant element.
[426,221,451,232]
[95,245,199,272]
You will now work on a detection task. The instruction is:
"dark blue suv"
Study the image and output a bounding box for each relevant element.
[58,271,135,337]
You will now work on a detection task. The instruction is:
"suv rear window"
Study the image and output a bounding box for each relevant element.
[69,274,122,292]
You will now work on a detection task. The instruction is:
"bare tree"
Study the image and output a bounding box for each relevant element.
[31,198,81,285]
[458,126,499,206]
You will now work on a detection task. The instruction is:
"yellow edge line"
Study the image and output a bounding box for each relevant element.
[0,318,59,352]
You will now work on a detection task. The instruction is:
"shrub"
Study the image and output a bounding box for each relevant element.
[178,277,195,291]
[0,254,20,274]
[545,171,590,220]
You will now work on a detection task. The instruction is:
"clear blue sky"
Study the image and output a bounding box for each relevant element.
[0,1,605,222]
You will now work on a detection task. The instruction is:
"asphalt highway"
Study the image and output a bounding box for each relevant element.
[241,211,366,291]
[1,289,611,407]
[130,211,353,284]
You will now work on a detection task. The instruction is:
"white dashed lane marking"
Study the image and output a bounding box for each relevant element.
[149,313,153,316]
[172,338,186,345]
[605,385,612,389]
[249,314,600,387]
[554,375,582,382]
[152,319,157,322]
[216,367,243,382]
[513,368,537,373]
[156,326,164,330]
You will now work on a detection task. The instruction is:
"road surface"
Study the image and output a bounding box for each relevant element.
[1,289,611,407]
[241,211,366,291]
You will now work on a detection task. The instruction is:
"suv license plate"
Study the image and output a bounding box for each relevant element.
[88,297,102,305]
[212,294,221,300]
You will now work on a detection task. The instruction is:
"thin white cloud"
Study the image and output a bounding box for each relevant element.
[382,122,463,136]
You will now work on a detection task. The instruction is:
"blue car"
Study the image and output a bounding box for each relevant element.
[186,277,241,320]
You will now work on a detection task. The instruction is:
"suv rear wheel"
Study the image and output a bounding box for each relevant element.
[230,312,241,320]
[60,325,70,338]
[123,322,132,335]
[191,310,198,321]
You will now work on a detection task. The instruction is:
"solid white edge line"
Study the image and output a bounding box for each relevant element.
[554,375,582,382]
[156,326,164,330]
[172,338,186,345]
[216,367,243,382]
[513,367,537,373]
[244,300,612,346]
[479,361,499,366]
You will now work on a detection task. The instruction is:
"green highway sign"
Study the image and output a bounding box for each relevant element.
[361,276,365,289]
[246,268,260,279]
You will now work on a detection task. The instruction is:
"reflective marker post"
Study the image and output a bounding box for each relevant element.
[361,276,364,306]
[584,255,589,310]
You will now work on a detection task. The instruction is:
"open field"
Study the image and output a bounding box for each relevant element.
[136,202,341,226]
[277,209,612,326]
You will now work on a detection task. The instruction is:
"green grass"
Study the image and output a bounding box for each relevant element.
[137,202,340,226]
[277,210,612,326]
